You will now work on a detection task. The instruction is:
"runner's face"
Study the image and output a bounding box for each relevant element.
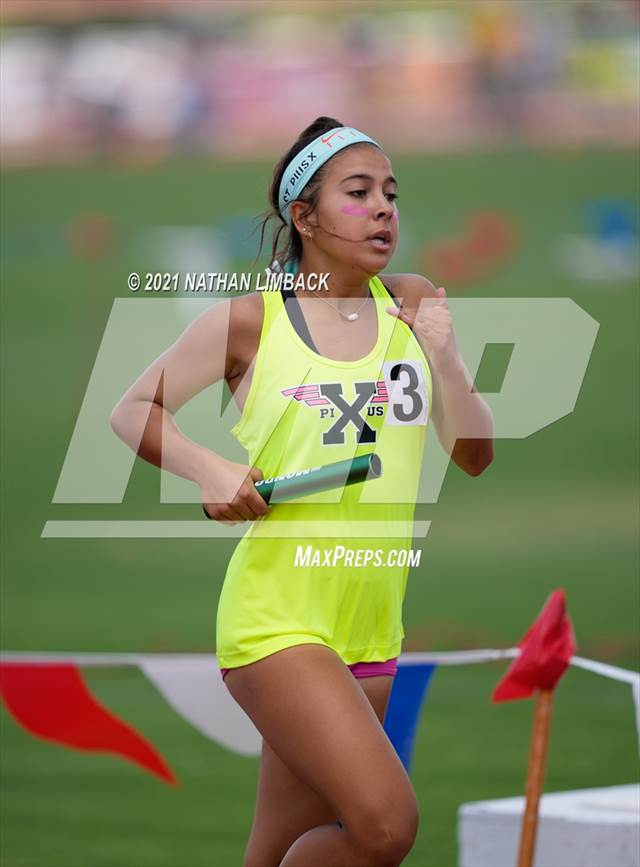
[309,145,399,273]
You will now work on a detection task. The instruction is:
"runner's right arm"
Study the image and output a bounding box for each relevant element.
[110,295,268,523]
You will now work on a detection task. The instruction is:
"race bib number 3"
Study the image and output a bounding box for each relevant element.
[382,360,429,426]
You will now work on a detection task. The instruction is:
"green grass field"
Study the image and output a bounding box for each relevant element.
[1,148,638,867]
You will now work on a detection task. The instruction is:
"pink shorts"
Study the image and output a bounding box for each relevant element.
[220,655,398,682]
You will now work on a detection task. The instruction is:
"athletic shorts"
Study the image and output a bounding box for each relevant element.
[220,655,398,682]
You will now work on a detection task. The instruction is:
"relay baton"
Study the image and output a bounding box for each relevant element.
[254,452,382,504]
[202,452,382,518]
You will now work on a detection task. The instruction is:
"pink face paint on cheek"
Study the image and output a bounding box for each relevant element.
[340,205,369,217]
[391,211,398,222]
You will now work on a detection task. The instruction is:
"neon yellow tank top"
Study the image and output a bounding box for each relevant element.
[216,275,432,669]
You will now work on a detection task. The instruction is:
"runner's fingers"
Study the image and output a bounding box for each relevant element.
[229,494,255,522]
[233,482,270,520]
[246,487,269,517]
[220,506,244,525]
[398,310,416,327]
[249,466,265,483]
[207,504,245,525]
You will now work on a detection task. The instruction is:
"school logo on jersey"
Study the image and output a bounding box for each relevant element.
[281,361,428,446]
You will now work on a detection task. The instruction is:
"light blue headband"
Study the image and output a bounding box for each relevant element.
[275,126,382,275]
[278,126,382,229]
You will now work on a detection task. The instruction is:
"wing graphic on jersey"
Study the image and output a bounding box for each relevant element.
[281,384,330,406]
[281,381,389,407]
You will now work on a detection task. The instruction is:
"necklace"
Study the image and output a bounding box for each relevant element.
[314,286,371,322]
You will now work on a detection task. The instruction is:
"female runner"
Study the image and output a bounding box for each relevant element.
[111,116,494,867]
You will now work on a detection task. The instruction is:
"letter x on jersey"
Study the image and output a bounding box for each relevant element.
[320,382,377,445]
[281,381,383,446]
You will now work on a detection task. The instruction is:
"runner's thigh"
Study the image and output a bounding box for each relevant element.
[224,643,418,848]
[251,673,394,836]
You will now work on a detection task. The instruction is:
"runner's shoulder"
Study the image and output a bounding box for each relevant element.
[190,290,264,348]
[379,273,437,306]
[228,290,265,335]
[226,291,266,378]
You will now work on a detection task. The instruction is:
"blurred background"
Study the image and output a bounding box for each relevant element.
[1,1,638,866]
[1,0,639,160]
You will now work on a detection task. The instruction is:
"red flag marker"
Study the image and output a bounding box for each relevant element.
[492,590,576,867]
[0,663,178,786]
[493,589,576,702]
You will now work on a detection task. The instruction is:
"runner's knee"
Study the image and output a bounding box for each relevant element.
[345,790,420,865]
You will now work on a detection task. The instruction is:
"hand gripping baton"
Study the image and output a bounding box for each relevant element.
[202,452,382,517]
